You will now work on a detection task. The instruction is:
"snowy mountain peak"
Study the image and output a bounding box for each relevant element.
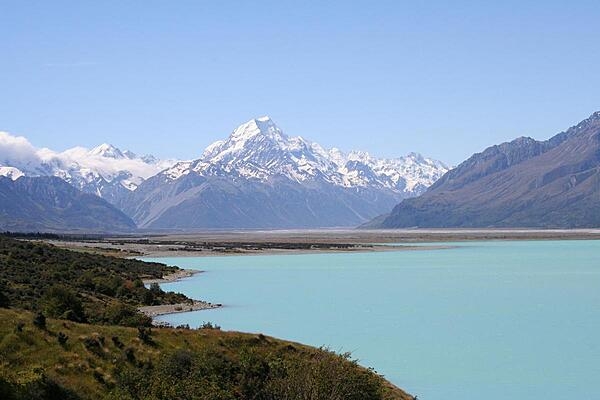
[123,150,138,159]
[0,166,24,180]
[88,143,125,159]
[0,131,178,202]
[230,116,283,141]
[160,117,449,196]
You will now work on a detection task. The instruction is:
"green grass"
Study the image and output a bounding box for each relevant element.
[0,308,412,400]
[0,235,414,399]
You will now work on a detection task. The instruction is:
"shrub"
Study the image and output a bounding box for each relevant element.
[0,236,187,328]
[14,321,25,333]
[0,282,9,308]
[111,336,124,349]
[40,285,86,322]
[32,312,46,329]
[93,370,105,384]
[124,347,135,363]
[104,303,152,327]
[57,332,68,346]
[160,349,194,379]
[141,290,155,306]
[199,322,221,330]
[82,335,104,357]
[149,282,163,294]
[137,326,152,344]
[266,350,384,400]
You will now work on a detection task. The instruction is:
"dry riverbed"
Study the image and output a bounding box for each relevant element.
[40,228,600,258]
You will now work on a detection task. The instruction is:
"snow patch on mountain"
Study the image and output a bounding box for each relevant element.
[162,117,449,195]
[0,131,177,193]
[0,166,24,180]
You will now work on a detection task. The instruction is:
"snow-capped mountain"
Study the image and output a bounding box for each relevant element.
[163,116,448,195]
[0,131,177,206]
[1,118,448,229]
[126,117,448,229]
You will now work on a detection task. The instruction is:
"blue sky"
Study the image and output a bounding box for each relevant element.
[2,0,600,165]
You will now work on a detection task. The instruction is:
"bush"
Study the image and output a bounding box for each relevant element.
[137,327,152,344]
[0,282,9,308]
[32,312,46,329]
[14,321,25,333]
[41,285,86,323]
[266,350,384,400]
[57,332,68,346]
[199,322,220,330]
[0,374,81,400]
[82,335,104,357]
[104,303,152,327]
[160,349,194,379]
[124,347,136,363]
[0,236,187,327]
[111,336,124,349]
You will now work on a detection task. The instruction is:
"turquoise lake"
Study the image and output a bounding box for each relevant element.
[143,240,600,400]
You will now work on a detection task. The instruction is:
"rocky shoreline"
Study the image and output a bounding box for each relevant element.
[139,269,222,321]
[142,268,202,284]
[138,300,222,318]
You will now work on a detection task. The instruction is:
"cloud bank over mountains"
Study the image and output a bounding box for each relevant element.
[0,131,176,190]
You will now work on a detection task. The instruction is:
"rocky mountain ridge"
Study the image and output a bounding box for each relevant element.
[375,111,600,228]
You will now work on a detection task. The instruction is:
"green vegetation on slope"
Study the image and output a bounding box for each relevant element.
[0,235,413,400]
[0,309,412,400]
[0,236,189,326]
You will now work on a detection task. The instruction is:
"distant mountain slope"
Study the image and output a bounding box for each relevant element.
[376,111,600,228]
[125,117,448,229]
[0,176,136,232]
[0,132,177,207]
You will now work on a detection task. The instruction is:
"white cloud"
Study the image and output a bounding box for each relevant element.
[0,131,44,169]
[0,131,176,189]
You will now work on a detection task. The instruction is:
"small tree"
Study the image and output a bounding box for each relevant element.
[149,282,162,293]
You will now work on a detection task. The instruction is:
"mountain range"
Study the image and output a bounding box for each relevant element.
[374,111,600,228]
[0,176,136,232]
[124,117,448,229]
[0,117,448,230]
[0,131,176,207]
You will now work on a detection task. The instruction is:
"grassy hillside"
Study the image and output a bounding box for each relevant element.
[0,236,189,326]
[0,235,414,399]
[0,308,412,400]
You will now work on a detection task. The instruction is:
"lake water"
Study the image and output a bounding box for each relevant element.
[143,240,600,400]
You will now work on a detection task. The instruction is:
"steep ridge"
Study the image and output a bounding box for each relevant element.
[0,176,136,232]
[377,111,600,228]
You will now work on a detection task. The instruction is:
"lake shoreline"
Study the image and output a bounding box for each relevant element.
[42,228,600,258]
[142,268,203,283]
[147,239,600,400]
[138,243,455,258]
[140,269,222,321]
[138,300,222,319]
